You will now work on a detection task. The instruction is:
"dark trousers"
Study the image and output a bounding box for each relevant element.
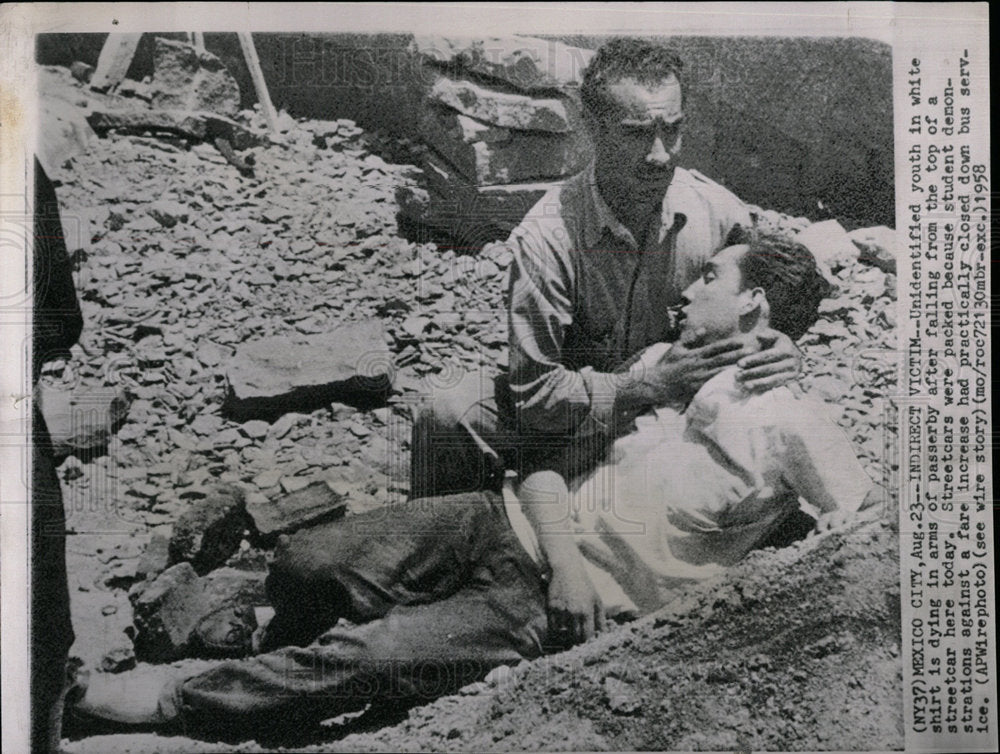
[169,492,548,730]
[32,403,75,753]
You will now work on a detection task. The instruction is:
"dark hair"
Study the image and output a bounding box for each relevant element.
[580,38,685,117]
[724,225,832,341]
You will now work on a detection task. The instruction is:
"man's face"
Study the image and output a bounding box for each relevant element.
[679,244,754,344]
[590,75,684,212]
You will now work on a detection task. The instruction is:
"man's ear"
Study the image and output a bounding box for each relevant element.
[740,286,768,317]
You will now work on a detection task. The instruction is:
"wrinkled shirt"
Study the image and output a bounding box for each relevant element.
[506,163,751,436]
[504,356,873,618]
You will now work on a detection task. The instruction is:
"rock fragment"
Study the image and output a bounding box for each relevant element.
[795,219,859,274]
[70,61,95,84]
[411,35,594,92]
[247,480,347,542]
[848,225,896,274]
[86,108,261,150]
[136,527,172,581]
[429,76,574,132]
[201,567,268,607]
[100,645,137,673]
[130,562,211,661]
[420,108,589,184]
[224,320,395,420]
[603,676,643,715]
[168,485,253,575]
[150,37,241,117]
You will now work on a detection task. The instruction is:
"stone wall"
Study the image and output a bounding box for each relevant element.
[37,32,893,238]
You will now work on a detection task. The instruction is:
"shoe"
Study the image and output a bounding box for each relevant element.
[70,665,179,727]
[192,604,257,658]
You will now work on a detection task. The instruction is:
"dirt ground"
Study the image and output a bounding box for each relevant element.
[37,62,902,752]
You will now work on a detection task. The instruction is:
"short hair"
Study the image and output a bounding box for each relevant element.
[580,38,685,117]
[724,225,832,341]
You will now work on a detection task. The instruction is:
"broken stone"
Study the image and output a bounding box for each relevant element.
[279,475,312,494]
[252,469,282,489]
[246,480,348,542]
[87,109,261,151]
[100,645,137,673]
[36,384,130,457]
[848,225,897,274]
[70,61,95,83]
[429,76,574,133]
[117,78,153,102]
[795,220,860,273]
[240,419,270,439]
[169,485,253,575]
[130,562,211,662]
[150,37,241,117]
[201,567,268,607]
[411,35,594,93]
[136,528,172,581]
[60,456,85,482]
[421,108,590,184]
[146,199,190,228]
[224,320,395,421]
[195,339,229,367]
[603,676,643,715]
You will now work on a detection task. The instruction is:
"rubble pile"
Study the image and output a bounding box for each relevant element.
[37,44,898,747]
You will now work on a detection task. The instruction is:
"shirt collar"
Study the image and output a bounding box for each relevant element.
[581,160,688,248]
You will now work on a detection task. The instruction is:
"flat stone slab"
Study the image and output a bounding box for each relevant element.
[224,320,394,420]
[87,108,261,150]
[429,76,573,133]
[412,35,594,93]
[247,480,348,542]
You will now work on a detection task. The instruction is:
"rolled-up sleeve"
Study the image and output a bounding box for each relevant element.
[507,232,620,436]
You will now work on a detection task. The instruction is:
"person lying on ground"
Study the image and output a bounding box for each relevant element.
[512,225,883,647]
[70,229,879,738]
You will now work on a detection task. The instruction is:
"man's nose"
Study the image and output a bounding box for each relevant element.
[645,137,671,166]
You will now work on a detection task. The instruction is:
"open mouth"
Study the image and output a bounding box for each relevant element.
[667,304,687,332]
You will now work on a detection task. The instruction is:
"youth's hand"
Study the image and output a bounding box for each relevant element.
[547,566,607,649]
[736,329,801,393]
